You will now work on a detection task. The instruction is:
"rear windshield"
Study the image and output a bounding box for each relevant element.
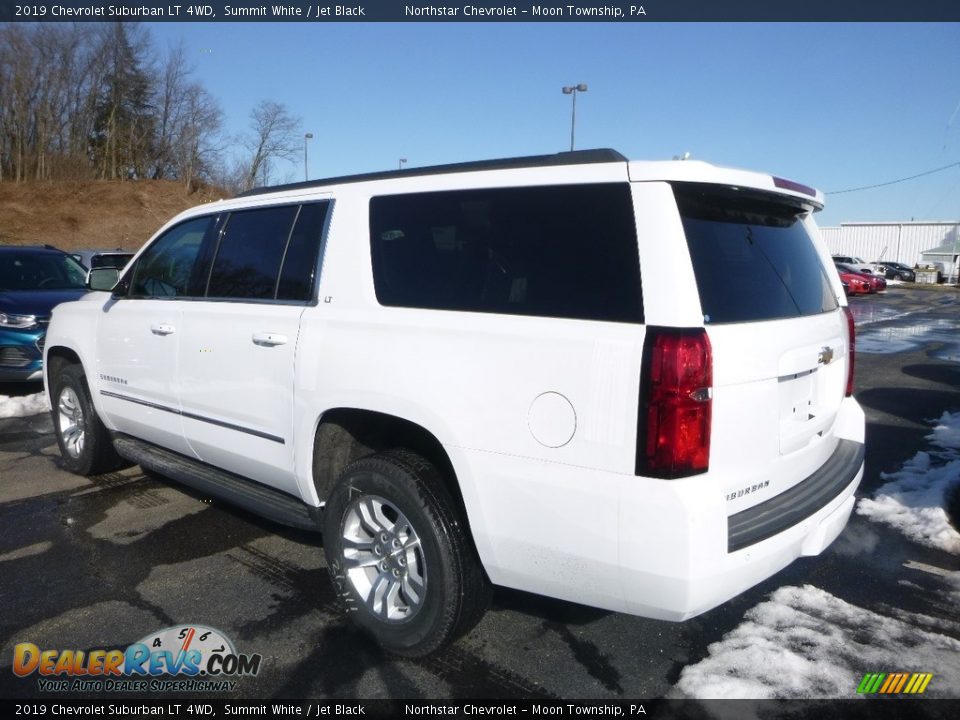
[91,253,133,270]
[674,183,838,324]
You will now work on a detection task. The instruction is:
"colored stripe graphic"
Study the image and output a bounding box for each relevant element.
[857,673,885,693]
[857,672,932,694]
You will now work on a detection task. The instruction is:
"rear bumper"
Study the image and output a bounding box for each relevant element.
[728,439,864,552]
[616,438,863,621]
[460,409,865,622]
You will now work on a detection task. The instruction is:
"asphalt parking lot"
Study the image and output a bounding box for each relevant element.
[1,285,959,702]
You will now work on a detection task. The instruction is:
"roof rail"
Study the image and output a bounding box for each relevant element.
[238,148,628,198]
[0,244,64,252]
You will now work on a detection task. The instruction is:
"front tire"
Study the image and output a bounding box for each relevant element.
[50,364,122,476]
[323,450,489,657]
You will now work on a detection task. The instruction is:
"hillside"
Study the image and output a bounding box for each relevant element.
[0,180,228,253]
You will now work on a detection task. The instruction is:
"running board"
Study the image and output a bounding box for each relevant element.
[113,435,322,532]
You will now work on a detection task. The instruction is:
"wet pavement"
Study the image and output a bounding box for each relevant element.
[851,286,960,362]
[1,285,958,701]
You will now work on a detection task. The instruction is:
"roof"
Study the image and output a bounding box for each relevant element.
[920,243,960,255]
[239,149,629,198]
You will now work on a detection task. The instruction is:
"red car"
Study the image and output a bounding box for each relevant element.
[836,265,872,295]
[836,263,886,294]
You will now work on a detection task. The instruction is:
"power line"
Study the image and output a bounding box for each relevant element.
[826,161,960,195]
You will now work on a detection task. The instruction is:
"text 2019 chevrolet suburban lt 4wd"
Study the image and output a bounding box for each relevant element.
[44,150,865,657]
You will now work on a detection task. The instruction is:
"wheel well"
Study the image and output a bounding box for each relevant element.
[313,408,469,526]
[46,347,82,385]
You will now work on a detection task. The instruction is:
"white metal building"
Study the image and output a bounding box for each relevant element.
[819,221,960,267]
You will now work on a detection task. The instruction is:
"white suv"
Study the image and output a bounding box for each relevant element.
[44,150,865,656]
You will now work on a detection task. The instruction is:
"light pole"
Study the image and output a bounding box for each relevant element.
[561,84,587,152]
[303,133,313,181]
[399,158,407,170]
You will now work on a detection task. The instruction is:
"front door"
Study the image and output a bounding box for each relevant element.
[96,216,215,457]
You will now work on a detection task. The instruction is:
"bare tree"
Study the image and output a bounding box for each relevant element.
[0,23,226,188]
[174,83,224,190]
[151,44,224,187]
[242,100,301,191]
[0,24,105,182]
[151,42,190,179]
[0,24,40,182]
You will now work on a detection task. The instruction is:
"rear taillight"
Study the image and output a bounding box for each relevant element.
[637,327,713,479]
[844,307,856,397]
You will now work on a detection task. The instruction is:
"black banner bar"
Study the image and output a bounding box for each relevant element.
[2,699,960,719]
[2,0,960,23]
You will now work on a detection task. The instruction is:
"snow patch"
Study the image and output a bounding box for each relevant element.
[929,412,960,451]
[675,584,960,699]
[857,411,960,554]
[0,391,50,419]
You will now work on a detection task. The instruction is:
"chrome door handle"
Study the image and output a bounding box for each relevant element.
[151,323,176,336]
[252,332,288,347]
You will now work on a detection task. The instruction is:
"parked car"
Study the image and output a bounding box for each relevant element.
[836,268,871,295]
[71,249,135,272]
[836,263,886,293]
[0,246,88,381]
[873,261,916,282]
[45,149,865,656]
[831,255,875,274]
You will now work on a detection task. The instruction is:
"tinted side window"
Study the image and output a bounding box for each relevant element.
[207,205,299,300]
[369,184,642,323]
[130,217,212,298]
[675,183,838,324]
[277,202,329,301]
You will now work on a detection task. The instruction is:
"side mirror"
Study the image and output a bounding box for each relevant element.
[87,267,120,292]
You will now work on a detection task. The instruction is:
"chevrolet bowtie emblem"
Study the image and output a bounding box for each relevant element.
[819,346,835,365]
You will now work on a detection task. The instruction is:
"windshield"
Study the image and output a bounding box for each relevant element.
[0,252,88,291]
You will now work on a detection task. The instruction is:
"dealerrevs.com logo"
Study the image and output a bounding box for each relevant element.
[13,625,262,693]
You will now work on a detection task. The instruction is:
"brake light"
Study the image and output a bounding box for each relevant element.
[637,327,712,478]
[772,176,817,198]
[844,307,856,397]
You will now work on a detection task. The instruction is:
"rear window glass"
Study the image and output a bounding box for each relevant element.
[207,205,299,300]
[675,183,838,324]
[276,202,329,301]
[369,184,643,323]
[91,253,133,270]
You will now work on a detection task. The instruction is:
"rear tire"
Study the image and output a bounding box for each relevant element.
[50,363,122,476]
[323,450,490,657]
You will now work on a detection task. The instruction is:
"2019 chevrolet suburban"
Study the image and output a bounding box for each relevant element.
[44,149,865,656]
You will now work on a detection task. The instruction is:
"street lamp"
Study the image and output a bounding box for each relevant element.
[304,133,314,181]
[561,84,588,152]
[399,158,408,170]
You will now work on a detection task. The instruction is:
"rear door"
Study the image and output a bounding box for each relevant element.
[176,200,330,497]
[672,183,849,513]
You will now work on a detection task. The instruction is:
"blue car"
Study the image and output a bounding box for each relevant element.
[0,246,88,382]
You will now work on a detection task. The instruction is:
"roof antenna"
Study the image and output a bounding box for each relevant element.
[672,151,691,161]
